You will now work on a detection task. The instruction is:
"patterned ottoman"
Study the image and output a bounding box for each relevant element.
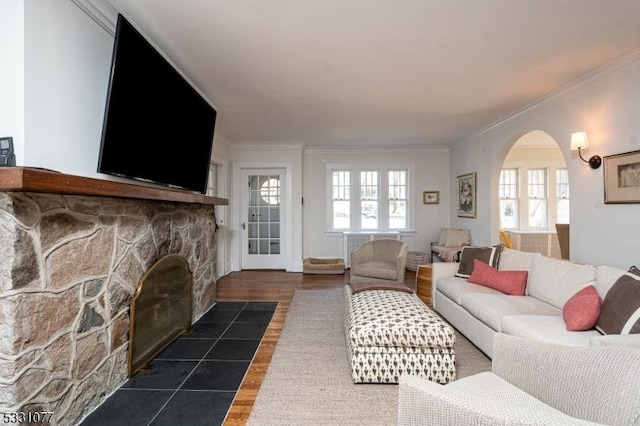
[343,285,456,384]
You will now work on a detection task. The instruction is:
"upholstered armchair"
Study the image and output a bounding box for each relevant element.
[397,333,640,426]
[350,239,409,283]
[430,228,471,262]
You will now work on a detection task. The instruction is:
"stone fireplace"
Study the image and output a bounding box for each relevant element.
[0,168,227,425]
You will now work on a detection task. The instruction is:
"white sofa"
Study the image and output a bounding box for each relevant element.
[433,248,640,358]
[398,333,640,426]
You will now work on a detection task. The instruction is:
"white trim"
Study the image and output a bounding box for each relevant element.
[456,46,640,146]
[232,162,296,272]
[71,0,117,35]
[325,162,414,232]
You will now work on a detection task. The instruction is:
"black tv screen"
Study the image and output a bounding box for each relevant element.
[98,14,216,194]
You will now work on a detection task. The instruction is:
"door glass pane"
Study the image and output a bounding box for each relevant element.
[271,240,280,254]
[248,224,258,239]
[247,173,281,257]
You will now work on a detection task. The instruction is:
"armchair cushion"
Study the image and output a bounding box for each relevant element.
[350,239,408,283]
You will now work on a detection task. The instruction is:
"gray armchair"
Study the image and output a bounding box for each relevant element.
[350,239,408,283]
[398,333,640,425]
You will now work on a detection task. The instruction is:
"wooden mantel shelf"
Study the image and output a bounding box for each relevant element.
[0,167,228,206]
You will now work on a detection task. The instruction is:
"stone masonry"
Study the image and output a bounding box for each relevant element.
[0,191,218,425]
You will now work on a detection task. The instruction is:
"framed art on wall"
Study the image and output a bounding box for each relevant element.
[457,172,476,218]
[423,191,439,204]
[604,149,640,204]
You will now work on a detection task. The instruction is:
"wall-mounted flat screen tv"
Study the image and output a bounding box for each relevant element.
[98,14,216,194]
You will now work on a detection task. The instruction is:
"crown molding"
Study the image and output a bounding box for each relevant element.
[71,0,118,36]
[463,45,640,143]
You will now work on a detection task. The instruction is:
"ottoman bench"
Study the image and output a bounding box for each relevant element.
[343,284,456,384]
[303,257,345,274]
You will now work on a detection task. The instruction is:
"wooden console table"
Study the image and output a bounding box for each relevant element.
[415,264,433,306]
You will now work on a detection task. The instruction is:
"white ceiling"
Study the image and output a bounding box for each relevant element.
[109,0,640,148]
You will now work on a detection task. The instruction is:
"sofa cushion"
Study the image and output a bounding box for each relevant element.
[467,259,528,296]
[527,256,596,310]
[437,276,501,305]
[562,286,601,331]
[497,248,541,272]
[460,293,560,332]
[500,315,599,347]
[455,245,503,279]
[596,266,640,335]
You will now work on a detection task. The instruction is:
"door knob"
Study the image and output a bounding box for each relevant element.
[241,222,246,230]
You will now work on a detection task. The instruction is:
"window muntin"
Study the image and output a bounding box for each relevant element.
[388,170,407,229]
[527,168,547,229]
[360,170,379,229]
[499,168,518,229]
[328,165,410,231]
[332,170,351,229]
[556,168,570,223]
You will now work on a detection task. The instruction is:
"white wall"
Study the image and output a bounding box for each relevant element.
[212,132,232,277]
[0,1,25,163]
[450,56,640,269]
[24,0,113,175]
[302,147,450,259]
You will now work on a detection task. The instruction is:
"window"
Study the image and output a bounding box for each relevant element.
[499,169,518,229]
[328,165,410,231]
[360,170,379,229]
[332,170,351,229]
[556,168,570,223]
[527,168,547,229]
[388,170,407,229]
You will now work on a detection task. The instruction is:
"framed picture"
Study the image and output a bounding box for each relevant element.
[457,172,476,218]
[604,149,640,204]
[423,191,439,204]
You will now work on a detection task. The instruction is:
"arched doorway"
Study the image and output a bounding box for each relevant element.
[498,130,568,259]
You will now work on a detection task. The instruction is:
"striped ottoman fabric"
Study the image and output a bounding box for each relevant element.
[343,285,456,384]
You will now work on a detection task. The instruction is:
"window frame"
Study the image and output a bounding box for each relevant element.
[326,163,413,232]
[499,168,519,230]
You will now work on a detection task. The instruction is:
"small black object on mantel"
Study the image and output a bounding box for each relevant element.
[0,136,16,167]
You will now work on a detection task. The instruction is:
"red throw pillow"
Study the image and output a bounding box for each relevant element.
[563,286,602,331]
[467,259,528,296]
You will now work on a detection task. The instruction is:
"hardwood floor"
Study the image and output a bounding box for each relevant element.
[217,269,417,425]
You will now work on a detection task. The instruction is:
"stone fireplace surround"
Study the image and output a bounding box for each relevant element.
[0,168,227,425]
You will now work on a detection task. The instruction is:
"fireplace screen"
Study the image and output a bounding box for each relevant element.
[128,254,193,377]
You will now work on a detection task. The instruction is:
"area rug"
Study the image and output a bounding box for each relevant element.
[247,288,491,426]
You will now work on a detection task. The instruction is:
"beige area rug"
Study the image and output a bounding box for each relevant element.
[247,288,491,426]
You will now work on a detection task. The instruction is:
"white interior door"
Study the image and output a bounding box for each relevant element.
[241,169,286,269]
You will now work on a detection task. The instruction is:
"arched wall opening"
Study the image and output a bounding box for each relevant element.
[491,129,569,259]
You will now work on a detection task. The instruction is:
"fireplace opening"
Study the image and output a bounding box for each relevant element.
[128,254,193,377]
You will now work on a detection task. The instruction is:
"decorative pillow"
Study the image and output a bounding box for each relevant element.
[455,244,504,279]
[467,259,528,295]
[562,286,601,331]
[596,266,640,335]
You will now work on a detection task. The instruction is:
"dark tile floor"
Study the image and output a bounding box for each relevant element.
[80,301,277,426]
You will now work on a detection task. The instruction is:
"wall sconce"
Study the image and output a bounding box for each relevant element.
[570,131,601,169]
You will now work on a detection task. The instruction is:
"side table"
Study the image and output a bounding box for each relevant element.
[415,264,432,306]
